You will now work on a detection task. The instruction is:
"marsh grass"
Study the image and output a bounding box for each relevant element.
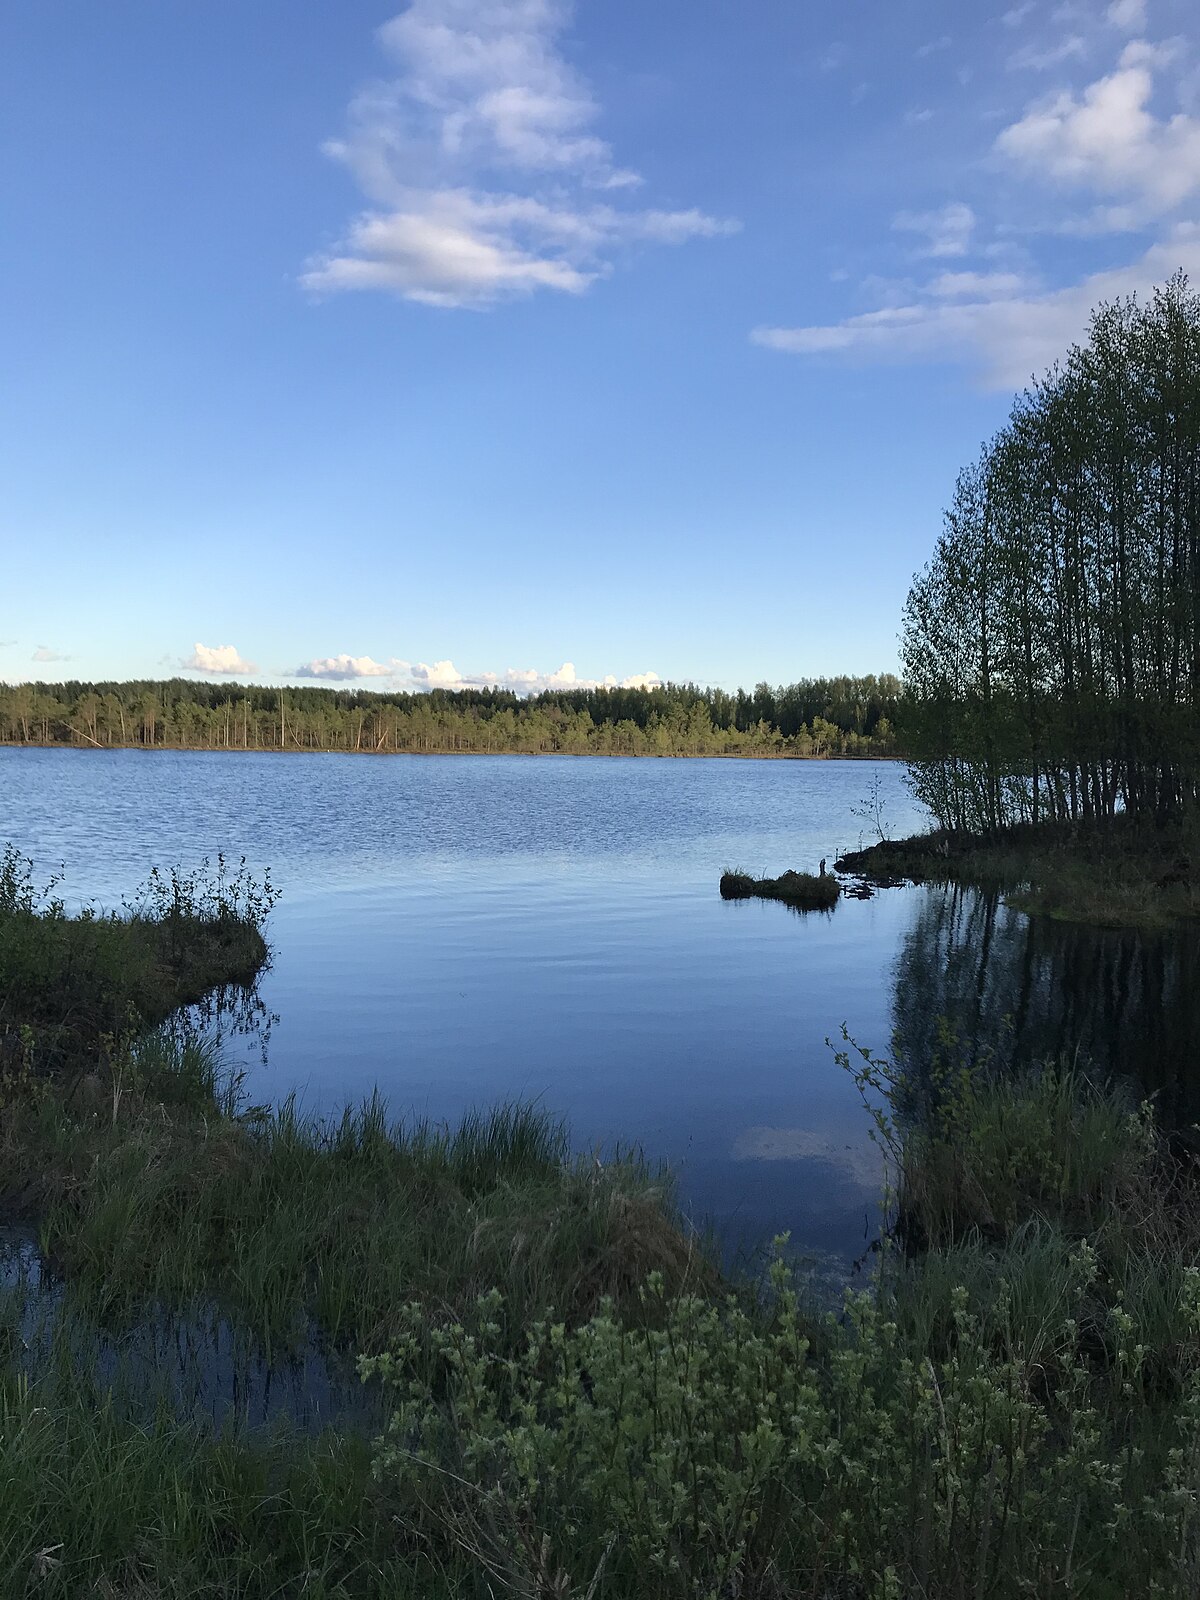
[363,1051,1200,1598]
[0,1358,435,1599]
[5,1033,1200,1596]
[0,1034,704,1355]
[0,846,274,1080]
[719,866,840,910]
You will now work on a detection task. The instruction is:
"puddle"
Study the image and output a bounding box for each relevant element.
[0,1229,383,1435]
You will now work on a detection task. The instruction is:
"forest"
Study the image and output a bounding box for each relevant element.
[0,674,901,759]
[903,272,1200,833]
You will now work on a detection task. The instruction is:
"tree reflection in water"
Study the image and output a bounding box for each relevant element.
[890,884,1200,1125]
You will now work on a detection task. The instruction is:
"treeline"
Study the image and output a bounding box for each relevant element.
[903,272,1200,832]
[0,675,902,759]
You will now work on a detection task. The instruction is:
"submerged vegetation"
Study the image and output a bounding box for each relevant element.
[0,674,901,759]
[720,866,840,910]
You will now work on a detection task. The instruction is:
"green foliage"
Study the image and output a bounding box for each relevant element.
[2,1057,702,1352]
[0,848,276,1078]
[903,272,1200,831]
[0,674,904,758]
[366,1249,1200,1599]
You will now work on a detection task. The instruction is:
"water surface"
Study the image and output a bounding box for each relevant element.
[4,748,1194,1273]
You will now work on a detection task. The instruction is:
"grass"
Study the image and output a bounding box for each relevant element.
[0,846,275,1078]
[4,844,1200,1595]
[719,866,840,910]
[367,1051,1200,1599]
[0,1360,431,1598]
[6,1030,1200,1596]
[836,814,1200,929]
[1,1036,702,1354]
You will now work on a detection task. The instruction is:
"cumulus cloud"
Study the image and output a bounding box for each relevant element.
[996,41,1200,224]
[752,230,1200,389]
[32,646,68,663]
[183,643,258,675]
[301,0,736,307]
[404,658,661,694]
[294,654,399,680]
[892,202,976,258]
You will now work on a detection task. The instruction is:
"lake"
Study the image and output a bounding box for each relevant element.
[3,747,1195,1275]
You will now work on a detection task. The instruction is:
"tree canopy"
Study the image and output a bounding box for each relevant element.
[0,675,902,760]
[903,272,1200,832]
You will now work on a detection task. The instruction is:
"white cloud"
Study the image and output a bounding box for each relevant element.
[892,202,975,257]
[402,657,662,694]
[32,646,68,664]
[1002,3,1035,25]
[303,0,735,307]
[927,270,1028,297]
[294,654,400,680]
[1107,0,1147,30]
[751,230,1200,388]
[915,35,952,59]
[183,643,258,676]
[996,41,1200,223]
[1008,35,1087,71]
[408,657,470,689]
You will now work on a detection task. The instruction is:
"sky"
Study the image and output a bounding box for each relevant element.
[4,0,1200,694]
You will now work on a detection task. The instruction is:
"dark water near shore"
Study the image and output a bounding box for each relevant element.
[3,747,1197,1277]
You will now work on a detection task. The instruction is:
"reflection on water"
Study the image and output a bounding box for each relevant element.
[3,747,1198,1425]
[891,884,1200,1123]
[176,976,278,1068]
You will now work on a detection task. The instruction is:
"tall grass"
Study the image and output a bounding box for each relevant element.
[0,1360,436,1598]
[1,1036,702,1354]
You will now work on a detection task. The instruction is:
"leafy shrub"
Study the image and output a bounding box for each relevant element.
[365,1253,1200,1599]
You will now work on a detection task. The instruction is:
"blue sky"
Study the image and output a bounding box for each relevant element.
[4,0,1199,693]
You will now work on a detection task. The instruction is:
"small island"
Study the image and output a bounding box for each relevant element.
[719,866,840,910]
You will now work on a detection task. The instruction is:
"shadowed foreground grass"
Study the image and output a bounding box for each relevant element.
[3,845,1200,1595]
[5,1030,1200,1597]
[0,1035,697,1353]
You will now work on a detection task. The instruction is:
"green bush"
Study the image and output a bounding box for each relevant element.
[365,1252,1200,1599]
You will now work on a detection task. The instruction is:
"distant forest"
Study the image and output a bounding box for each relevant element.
[0,676,902,759]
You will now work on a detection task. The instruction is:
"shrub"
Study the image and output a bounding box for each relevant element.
[365,1254,1200,1599]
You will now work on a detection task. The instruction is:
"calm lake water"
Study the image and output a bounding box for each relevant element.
[4,748,1196,1274]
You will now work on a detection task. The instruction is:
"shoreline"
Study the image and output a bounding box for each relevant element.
[0,739,905,762]
[2,849,1197,1592]
[837,817,1200,930]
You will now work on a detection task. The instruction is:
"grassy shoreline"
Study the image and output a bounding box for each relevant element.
[837,815,1200,929]
[4,851,1199,1594]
